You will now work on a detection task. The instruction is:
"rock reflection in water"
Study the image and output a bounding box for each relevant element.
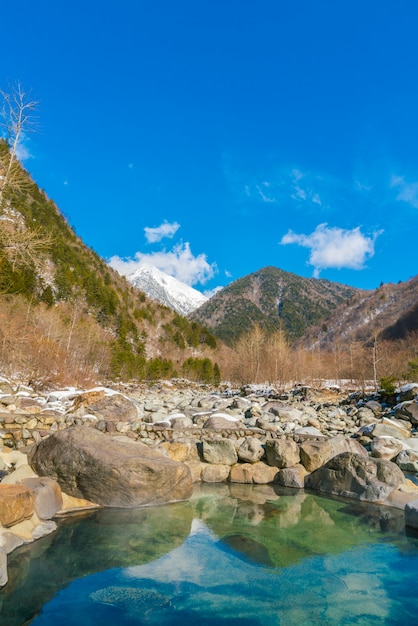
[1,485,418,626]
[0,502,193,626]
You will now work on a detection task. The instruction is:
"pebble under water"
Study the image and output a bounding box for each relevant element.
[2,483,418,626]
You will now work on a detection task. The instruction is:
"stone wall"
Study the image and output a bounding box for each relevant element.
[0,413,296,450]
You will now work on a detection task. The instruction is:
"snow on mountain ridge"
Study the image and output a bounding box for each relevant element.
[127,264,208,316]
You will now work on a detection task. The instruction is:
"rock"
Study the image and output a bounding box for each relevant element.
[0,548,7,587]
[0,484,34,527]
[28,426,192,507]
[405,499,418,529]
[169,416,193,429]
[0,449,30,470]
[156,441,196,462]
[201,439,238,465]
[370,436,405,461]
[396,449,418,472]
[10,512,56,541]
[185,460,204,482]
[294,426,323,437]
[306,452,405,502]
[71,391,139,422]
[275,464,307,489]
[203,416,237,430]
[237,438,265,463]
[201,464,230,483]
[300,434,367,472]
[263,402,302,422]
[395,401,418,425]
[356,407,377,426]
[229,462,278,484]
[21,477,63,520]
[399,384,418,402]
[372,418,411,440]
[365,400,382,414]
[60,492,99,512]
[1,464,38,484]
[265,438,300,468]
[256,419,283,434]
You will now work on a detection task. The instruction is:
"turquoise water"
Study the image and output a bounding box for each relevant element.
[2,483,418,625]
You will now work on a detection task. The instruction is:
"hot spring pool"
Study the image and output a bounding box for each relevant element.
[1,483,418,625]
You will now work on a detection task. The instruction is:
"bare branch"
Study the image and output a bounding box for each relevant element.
[0,82,39,209]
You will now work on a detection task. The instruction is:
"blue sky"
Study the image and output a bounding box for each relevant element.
[2,0,418,294]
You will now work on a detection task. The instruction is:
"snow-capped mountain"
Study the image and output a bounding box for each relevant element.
[127,264,208,316]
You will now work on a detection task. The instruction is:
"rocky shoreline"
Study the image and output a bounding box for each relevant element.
[1,377,418,587]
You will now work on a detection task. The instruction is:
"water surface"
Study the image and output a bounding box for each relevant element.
[1,484,418,625]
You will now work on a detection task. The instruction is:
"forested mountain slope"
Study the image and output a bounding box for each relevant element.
[190,266,360,346]
[0,140,219,386]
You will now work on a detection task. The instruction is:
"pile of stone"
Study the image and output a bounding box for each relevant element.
[2,377,418,588]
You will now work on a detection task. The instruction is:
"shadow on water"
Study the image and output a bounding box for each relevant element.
[2,484,418,625]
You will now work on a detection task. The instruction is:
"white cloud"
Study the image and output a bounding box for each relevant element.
[108,241,217,286]
[391,175,418,209]
[144,220,180,243]
[256,185,276,203]
[280,223,381,277]
[203,285,224,298]
[289,169,322,206]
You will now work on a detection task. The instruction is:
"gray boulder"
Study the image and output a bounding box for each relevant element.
[275,464,307,489]
[28,426,192,507]
[300,434,367,472]
[203,416,238,430]
[405,499,418,529]
[371,418,411,440]
[395,401,418,425]
[265,438,300,468]
[237,437,265,463]
[201,439,238,465]
[396,448,418,472]
[306,452,405,502]
[370,436,404,461]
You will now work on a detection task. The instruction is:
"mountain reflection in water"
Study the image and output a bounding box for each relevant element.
[1,483,418,626]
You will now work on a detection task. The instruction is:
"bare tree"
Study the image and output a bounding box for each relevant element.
[0,82,38,209]
[235,324,266,383]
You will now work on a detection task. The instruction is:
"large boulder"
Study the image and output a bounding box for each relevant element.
[229,462,278,484]
[71,390,139,422]
[201,439,238,465]
[0,484,34,527]
[203,416,238,430]
[395,401,418,425]
[370,436,405,461]
[305,452,405,502]
[201,464,230,483]
[265,438,300,468]
[21,477,63,520]
[237,438,265,463]
[299,434,367,472]
[275,464,307,489]
[371,418,411,440]
[28,426,193,507]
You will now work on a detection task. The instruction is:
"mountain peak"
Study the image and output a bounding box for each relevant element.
[127,264,208,316]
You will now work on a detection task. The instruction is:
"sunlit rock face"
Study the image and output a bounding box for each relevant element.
[28,426,193,507]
